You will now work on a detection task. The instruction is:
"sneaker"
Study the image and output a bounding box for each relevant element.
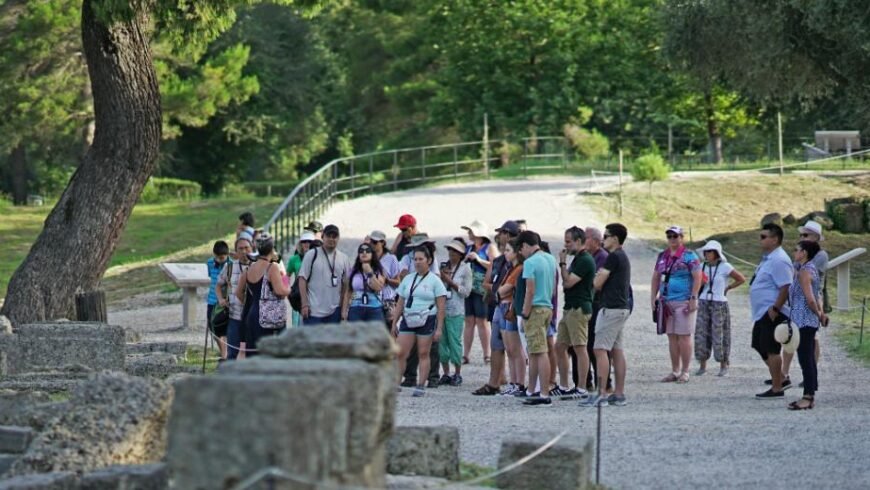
[427,379,440,389]
[522,396,553,406]
[763,377,791,389]
[439,374,453,385]
[717,367,729,377]
[549,386,567,397]
[579,394,608,407]
[755,388,784,399]
[412,386,426,397]
[450,375,463,386]
[607,394,627,406]
[400,378,416,388]
[513,388,532,398]
[798,381,804,388]
[499,384,518,396]
[695,367,706,376]
[559,388,589,400]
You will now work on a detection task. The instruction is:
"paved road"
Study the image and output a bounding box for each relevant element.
[322,177,870,490]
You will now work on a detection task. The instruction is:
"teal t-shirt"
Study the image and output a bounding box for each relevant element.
[397,272,448,316]
[522,251,557,308]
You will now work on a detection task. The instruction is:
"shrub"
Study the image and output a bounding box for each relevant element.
[631,153,671,193]
[497,141,523,167]
[139,177,202,203]
[563,124,610,160]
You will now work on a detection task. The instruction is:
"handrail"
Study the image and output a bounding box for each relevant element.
[826,247,867,311]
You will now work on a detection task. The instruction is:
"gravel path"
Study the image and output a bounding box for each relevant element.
[111,176,870,488]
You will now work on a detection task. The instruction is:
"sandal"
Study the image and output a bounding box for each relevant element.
[472,384,499,396]
[676,372,690,384]
[660,373,679,383]
[484,356,491,364]
[788,396,814,410]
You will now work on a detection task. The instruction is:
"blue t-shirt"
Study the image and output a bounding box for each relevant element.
[750,247,793,322]
[397,272,448,317]
[655,248,701,302]
[206,257,229,305]
[522,251,557,308]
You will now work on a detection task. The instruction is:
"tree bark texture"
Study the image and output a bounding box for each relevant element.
[1,0,162,325]
[75,290,107,322]
[9,143,28,205]
[704,92,723,164]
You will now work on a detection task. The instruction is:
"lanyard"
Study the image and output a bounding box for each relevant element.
[324,250,337,277]
[704,262,720,298]
[409,272,429,297]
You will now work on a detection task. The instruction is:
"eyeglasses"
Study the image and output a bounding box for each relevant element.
[799,233,810,238]
[666,233,679,239]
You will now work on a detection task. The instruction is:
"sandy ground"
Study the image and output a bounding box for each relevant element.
[110,176,870,489]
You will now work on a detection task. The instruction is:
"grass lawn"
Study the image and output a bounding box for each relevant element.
[586,172,870,363]
[0,197,282,301]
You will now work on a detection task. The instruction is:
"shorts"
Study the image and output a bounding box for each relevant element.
[501,303,519,332]
[399,314,438,337]
[525,306,553,355]
[594,308,630,351]
[557,308,590,346]
[751,312,788,360]
[665,301,697,336]
[491,303,506,351]
[487,301,496,322]
[207,304,228,337]
[465,293,487,318]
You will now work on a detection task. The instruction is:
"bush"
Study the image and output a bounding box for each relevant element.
[139,177,202,203]
[563,124,610,159]
[221,183,255,198]
[497,141,523,167]
[631,153,671,193]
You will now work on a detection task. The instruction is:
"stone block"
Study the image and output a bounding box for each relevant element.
[2,323,125,377]
[125,353,197,379]
[167,355,396,490]
[0,455,17,477]
[834,203,866,233]
[258,321,396,362]
[77,463,167,490]
[798,211,834,230]
[125,342,187,358]
[760,213,782,227]
[0,472,76,490]
[387,426,459,480]
[0,393,50,419]
[0,428,32,454]
[496,432,593,490]
[7,373,172,477]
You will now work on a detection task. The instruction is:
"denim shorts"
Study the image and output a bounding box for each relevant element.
[399,314,437,337]
[494,303,519,332]
[490,304,506,351]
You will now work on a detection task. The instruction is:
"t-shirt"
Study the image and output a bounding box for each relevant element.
[564,251,596,313]
[466,242,492,274]
[299,247,351,318]
[749,246,793,322]
[397,272,448,317]
[700,260,735,302]
[206,257,228,306]
[655,247,701,302]
[442,262,472,317]
[592,248,609,271]
[811,249,829,283]
[378,252,401,301]
[500,264,523,303]
[217,261,248,320]
[348,268,383,308]
[522,251,557,309]
[600,248,631,309]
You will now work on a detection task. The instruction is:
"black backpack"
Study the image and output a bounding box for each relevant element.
[289,248,318,312]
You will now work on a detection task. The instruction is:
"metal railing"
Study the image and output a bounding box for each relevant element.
[263,140,504,254]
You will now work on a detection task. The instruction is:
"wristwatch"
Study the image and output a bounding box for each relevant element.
[559,262,567,267]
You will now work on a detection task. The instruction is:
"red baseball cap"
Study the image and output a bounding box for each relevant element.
[394,214,417,230]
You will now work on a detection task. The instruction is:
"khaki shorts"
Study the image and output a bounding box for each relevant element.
[525,306,553,355]
[557,308,590,346]
[594,308,630,351]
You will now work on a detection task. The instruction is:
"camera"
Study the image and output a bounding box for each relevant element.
[440,261,449,269]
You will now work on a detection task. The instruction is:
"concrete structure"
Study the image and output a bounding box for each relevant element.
[496,433,593,490]
[0,323,125,377]
[158,263,210,329]
[387,427,460,480]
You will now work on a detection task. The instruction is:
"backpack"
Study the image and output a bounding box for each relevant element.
[289,248,318,312]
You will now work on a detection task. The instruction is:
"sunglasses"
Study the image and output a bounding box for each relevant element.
[799,233,810,238]
[358,248,373,254]
[666,233,679,239]
[759,234,771,240]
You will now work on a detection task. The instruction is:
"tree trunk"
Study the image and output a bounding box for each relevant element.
[704,91,723,164]
[0,0,161,326]
[9,143,28,205]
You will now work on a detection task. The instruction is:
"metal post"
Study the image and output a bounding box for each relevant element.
[483,113,490,178]
[421,148,426,182]
[860,297,867,346]
[393,151,398,192]
[453,146,458,181]
[777,112,784,176]
[668,124,673,163]
[618,150,624,218]
[350,159,356,198]
[596,401,602,485]
[369,155,374,194]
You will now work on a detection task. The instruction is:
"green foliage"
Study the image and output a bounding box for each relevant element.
[631,153,671,192]
[497,141,523,167]
[139,177,203,203]
[564,124,610,160]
